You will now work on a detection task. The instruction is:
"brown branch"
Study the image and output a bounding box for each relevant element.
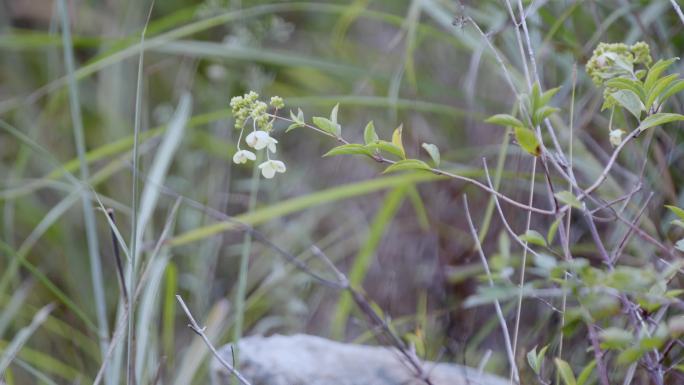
[175,295,252,385]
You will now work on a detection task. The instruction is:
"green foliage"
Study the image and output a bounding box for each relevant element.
[513,126,541,156]
[527,345,549,376]
[554,358,577,385]
[421,143,440,167]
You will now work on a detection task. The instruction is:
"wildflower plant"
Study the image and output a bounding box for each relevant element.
[229,40,684,385]
[230,91,286,178]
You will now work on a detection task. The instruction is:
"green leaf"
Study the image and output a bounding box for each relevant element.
[672,219,684,229]
[533,106,560,126]
[527,346,540,375]
[606,78,646,102]
[514,127,540,156]
[646,73,679,109]
[366,140,406,159]
[617,347,645,365]
[520,230,546,246]
[485,114,524,128]
[636,112,684,133]
[383,159,432,174]
[421,143,440,166]
[599,327,633,349]
[555,358,577,385]
[577,360,596,385]
[665,205,684,221]
[611,89,644,119]
[540,86,561,106]
[391,124,405,158]
[659,79,684,106]
[639,334,665,350]
[364,121,378,144]
[286,108,306,132]
[555,190,583,209]
[313,116,341,137]
[537,345,549,371]
[547,217,561,244]
[644,58,678,92]
[531,82,542,112]
[323,144,373,157]
[330,103,340,125]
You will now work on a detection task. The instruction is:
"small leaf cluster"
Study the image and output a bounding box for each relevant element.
[603,58,684,121]
[485,82,560,156]
[586,42,684,124]
[294,104,442,173]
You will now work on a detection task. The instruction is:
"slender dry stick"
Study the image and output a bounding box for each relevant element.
[610,192,653,264]
[503,0,532,89]
[558,64,578,368]
[481,162,543,260]
[462,195,520,384]
[176,295,252,385]
[499,5,537,380]
[588,323,611,385]
[515,0,539,85]
[510,157,536,383]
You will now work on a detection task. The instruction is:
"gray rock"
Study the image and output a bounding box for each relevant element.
[212,334,508,385]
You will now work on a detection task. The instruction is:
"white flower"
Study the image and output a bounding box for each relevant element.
[258,159,286,179]
[246,130,278,152]
[232,149,256,164]
[609,129,625,147]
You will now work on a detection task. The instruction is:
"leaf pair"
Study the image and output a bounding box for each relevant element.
[485,83,560,157]
[312,103,342,137]
[606,58,684,118]
[485,114,541,157]
[325,122,441,174]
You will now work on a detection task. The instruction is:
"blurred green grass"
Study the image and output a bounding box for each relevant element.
[1,0,683,384]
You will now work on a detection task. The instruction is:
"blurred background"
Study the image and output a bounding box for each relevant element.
[1,0,683,384]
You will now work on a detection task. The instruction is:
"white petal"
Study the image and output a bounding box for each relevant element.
[268,142,277,153]
[232,153,244,164]
[244,150,256,160]
[273,160,286,173]
[261,166,276,178]
[245,132,258,148]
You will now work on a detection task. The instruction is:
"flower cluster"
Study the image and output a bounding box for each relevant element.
[586,41,653,112]
[229,92,287,179]
[586,42,652,86]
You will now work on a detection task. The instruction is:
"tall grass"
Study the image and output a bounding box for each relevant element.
[0,1,683,384]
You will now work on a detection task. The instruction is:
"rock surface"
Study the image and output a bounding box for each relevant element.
[212,334,508,385]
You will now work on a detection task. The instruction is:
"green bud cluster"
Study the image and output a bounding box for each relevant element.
[586,42,652,111]
[230,91,285,131]
[586,41,652,86]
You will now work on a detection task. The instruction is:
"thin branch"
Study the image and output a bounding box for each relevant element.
[462,194,520,384]
[175,295,252,385]
[270,113,555,216]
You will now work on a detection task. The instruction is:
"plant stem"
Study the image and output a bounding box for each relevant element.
[232,151,262,378]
